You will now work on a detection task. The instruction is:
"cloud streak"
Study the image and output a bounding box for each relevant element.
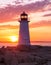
[30,20,51,28]
[43,14,51,17]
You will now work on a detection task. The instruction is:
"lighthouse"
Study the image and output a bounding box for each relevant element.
[18,12,30,45]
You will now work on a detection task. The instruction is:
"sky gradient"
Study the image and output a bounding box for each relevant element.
[0,0,51,46]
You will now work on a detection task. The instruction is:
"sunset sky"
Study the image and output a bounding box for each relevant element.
[0,0,51,46]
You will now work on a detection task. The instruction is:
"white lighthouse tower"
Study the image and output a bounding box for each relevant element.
[18,12,30,45]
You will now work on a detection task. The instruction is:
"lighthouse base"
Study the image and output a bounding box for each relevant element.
[17,45,31,51]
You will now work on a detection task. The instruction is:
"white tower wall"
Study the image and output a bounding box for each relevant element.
[18,12,30,45]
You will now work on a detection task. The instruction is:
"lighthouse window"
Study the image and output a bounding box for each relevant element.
[21,16,27,18]
[25,16,27,18]
[21,16,24,18]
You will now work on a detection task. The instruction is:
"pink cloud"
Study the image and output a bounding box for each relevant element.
[0,0,51,27]
[30,20,51,28]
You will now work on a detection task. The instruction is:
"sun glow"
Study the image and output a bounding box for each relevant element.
[10,36,18,42]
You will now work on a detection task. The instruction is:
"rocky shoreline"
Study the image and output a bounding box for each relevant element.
[0,45,51,65]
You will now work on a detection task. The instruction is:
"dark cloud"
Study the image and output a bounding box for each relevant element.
[0,0,51,22]
[43,14,51,17]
